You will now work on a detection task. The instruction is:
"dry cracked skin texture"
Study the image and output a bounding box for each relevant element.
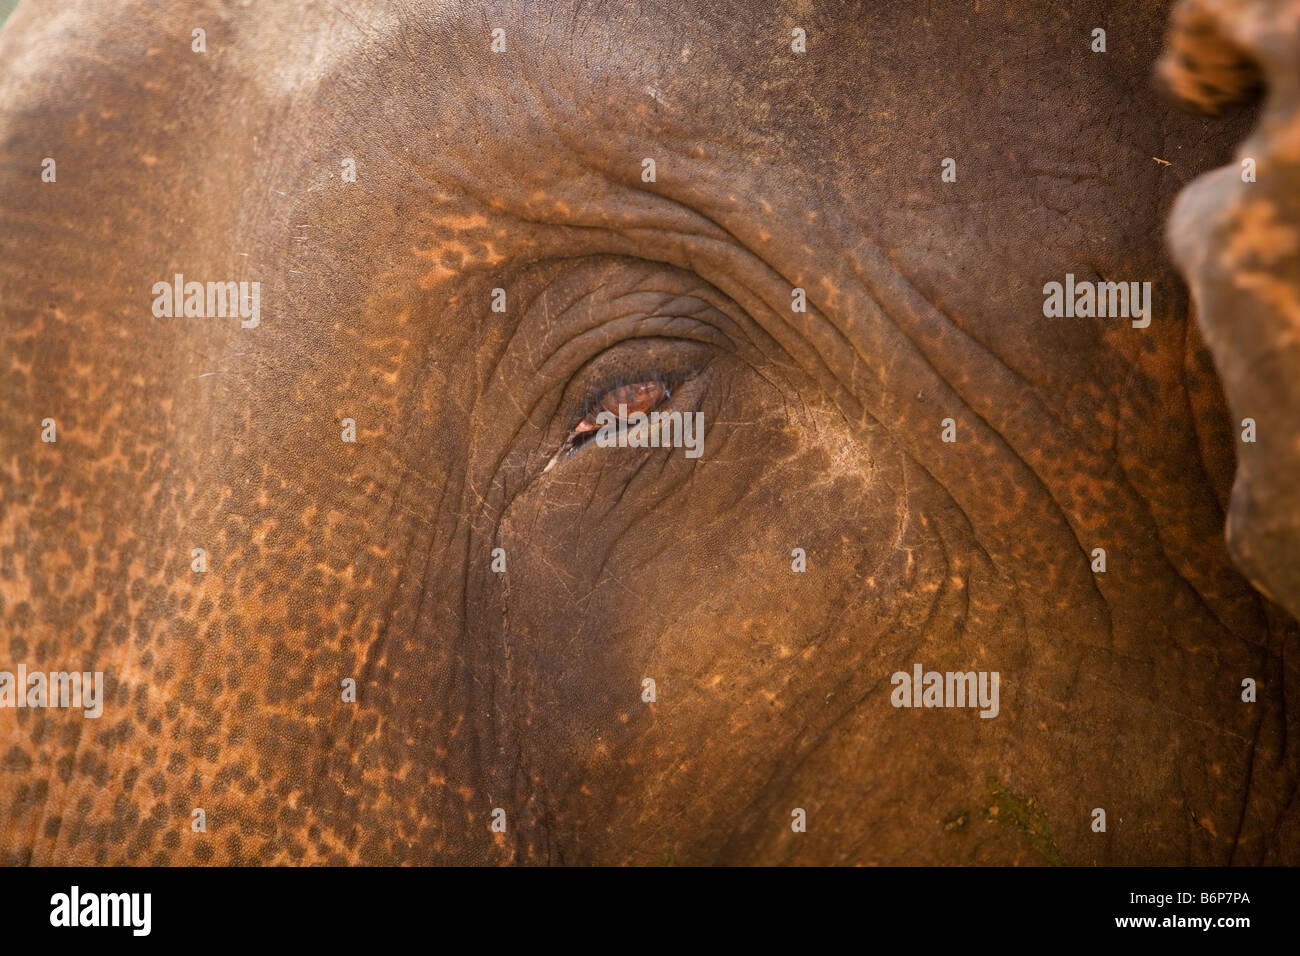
[0,0,1297,865]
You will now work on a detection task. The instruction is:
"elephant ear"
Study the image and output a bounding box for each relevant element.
[1160,0,1300,621]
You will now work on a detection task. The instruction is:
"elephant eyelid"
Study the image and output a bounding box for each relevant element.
[567,377,672,447]
[543,373,684,474]
[576,374,674,425]
[539,337,717,477]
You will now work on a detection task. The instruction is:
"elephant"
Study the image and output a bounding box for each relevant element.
[0,0,1297,866]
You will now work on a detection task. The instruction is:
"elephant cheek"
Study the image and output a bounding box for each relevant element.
[466,412,954,862]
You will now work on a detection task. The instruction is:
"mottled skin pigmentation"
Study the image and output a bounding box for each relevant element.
[0,0,1297,865]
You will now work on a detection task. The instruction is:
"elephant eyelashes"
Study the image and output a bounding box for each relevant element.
[545,377,673,472]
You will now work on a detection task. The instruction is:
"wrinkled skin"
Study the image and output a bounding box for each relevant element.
[1,0,1298,865]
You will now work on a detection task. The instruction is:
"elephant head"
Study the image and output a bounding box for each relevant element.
[0,0,1297,865]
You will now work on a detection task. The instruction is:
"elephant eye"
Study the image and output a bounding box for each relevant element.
[575,379,670,442]
[544,377,673,472]
[536,336,717,477]
[592,380,670,419]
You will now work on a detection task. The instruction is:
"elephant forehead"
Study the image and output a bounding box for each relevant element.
[248,0,1221,425]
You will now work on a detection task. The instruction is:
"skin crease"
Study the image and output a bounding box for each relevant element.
[0,0,1297,866]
